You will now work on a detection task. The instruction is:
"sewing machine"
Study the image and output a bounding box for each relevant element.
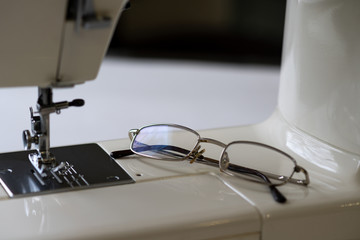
[0,0,359,239]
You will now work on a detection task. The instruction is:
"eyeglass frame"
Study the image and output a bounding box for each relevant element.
[111,123,310,203]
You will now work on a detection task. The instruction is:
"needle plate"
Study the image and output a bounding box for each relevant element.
[0,143,134,198]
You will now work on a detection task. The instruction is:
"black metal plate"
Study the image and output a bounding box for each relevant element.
[0,143,134,197]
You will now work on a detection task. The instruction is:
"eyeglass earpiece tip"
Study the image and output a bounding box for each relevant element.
[270,185,287,204]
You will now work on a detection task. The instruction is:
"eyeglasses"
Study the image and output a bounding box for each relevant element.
[111,124,310,203]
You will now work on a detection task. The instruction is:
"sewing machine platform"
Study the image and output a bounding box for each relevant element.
[0,143,134,198]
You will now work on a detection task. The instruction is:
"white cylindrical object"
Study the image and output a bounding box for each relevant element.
[278,0,360,155]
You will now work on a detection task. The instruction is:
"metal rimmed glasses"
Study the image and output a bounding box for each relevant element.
[111,124,310,203]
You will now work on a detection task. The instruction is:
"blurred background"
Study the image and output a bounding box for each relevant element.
[110,0,286,64]
[0,0,286,152]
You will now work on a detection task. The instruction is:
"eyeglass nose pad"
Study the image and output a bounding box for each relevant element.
[220,152,230,171]
[189,145,205,164]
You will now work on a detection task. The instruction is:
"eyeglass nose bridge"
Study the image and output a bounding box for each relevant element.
[199,137,227,148]
[186,138,227,164]
[199,137,231,167]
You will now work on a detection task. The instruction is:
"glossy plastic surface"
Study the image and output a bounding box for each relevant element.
[279,0,360,155]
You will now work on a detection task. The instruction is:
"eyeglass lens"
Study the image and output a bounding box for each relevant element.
[221,142,295,185]
[131,125,199,160]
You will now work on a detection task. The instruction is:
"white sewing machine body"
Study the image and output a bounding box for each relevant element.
[0,0,125,88]
[0,0,359,239]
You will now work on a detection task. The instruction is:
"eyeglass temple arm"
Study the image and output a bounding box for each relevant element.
[110,146,280,186]
[108,129,139,158]
[110,144,190,158]
[111,149,133,158]
[111,146,271,184]
[110,146,287,203]
[198,156,286,203]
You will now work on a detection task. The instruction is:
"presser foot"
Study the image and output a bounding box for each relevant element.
[28,152,56,177]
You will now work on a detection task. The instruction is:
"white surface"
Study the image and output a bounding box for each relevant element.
[279,0,360,155]
[57,0,127,87]
[0,56,280,152]
[0,170,261,239]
